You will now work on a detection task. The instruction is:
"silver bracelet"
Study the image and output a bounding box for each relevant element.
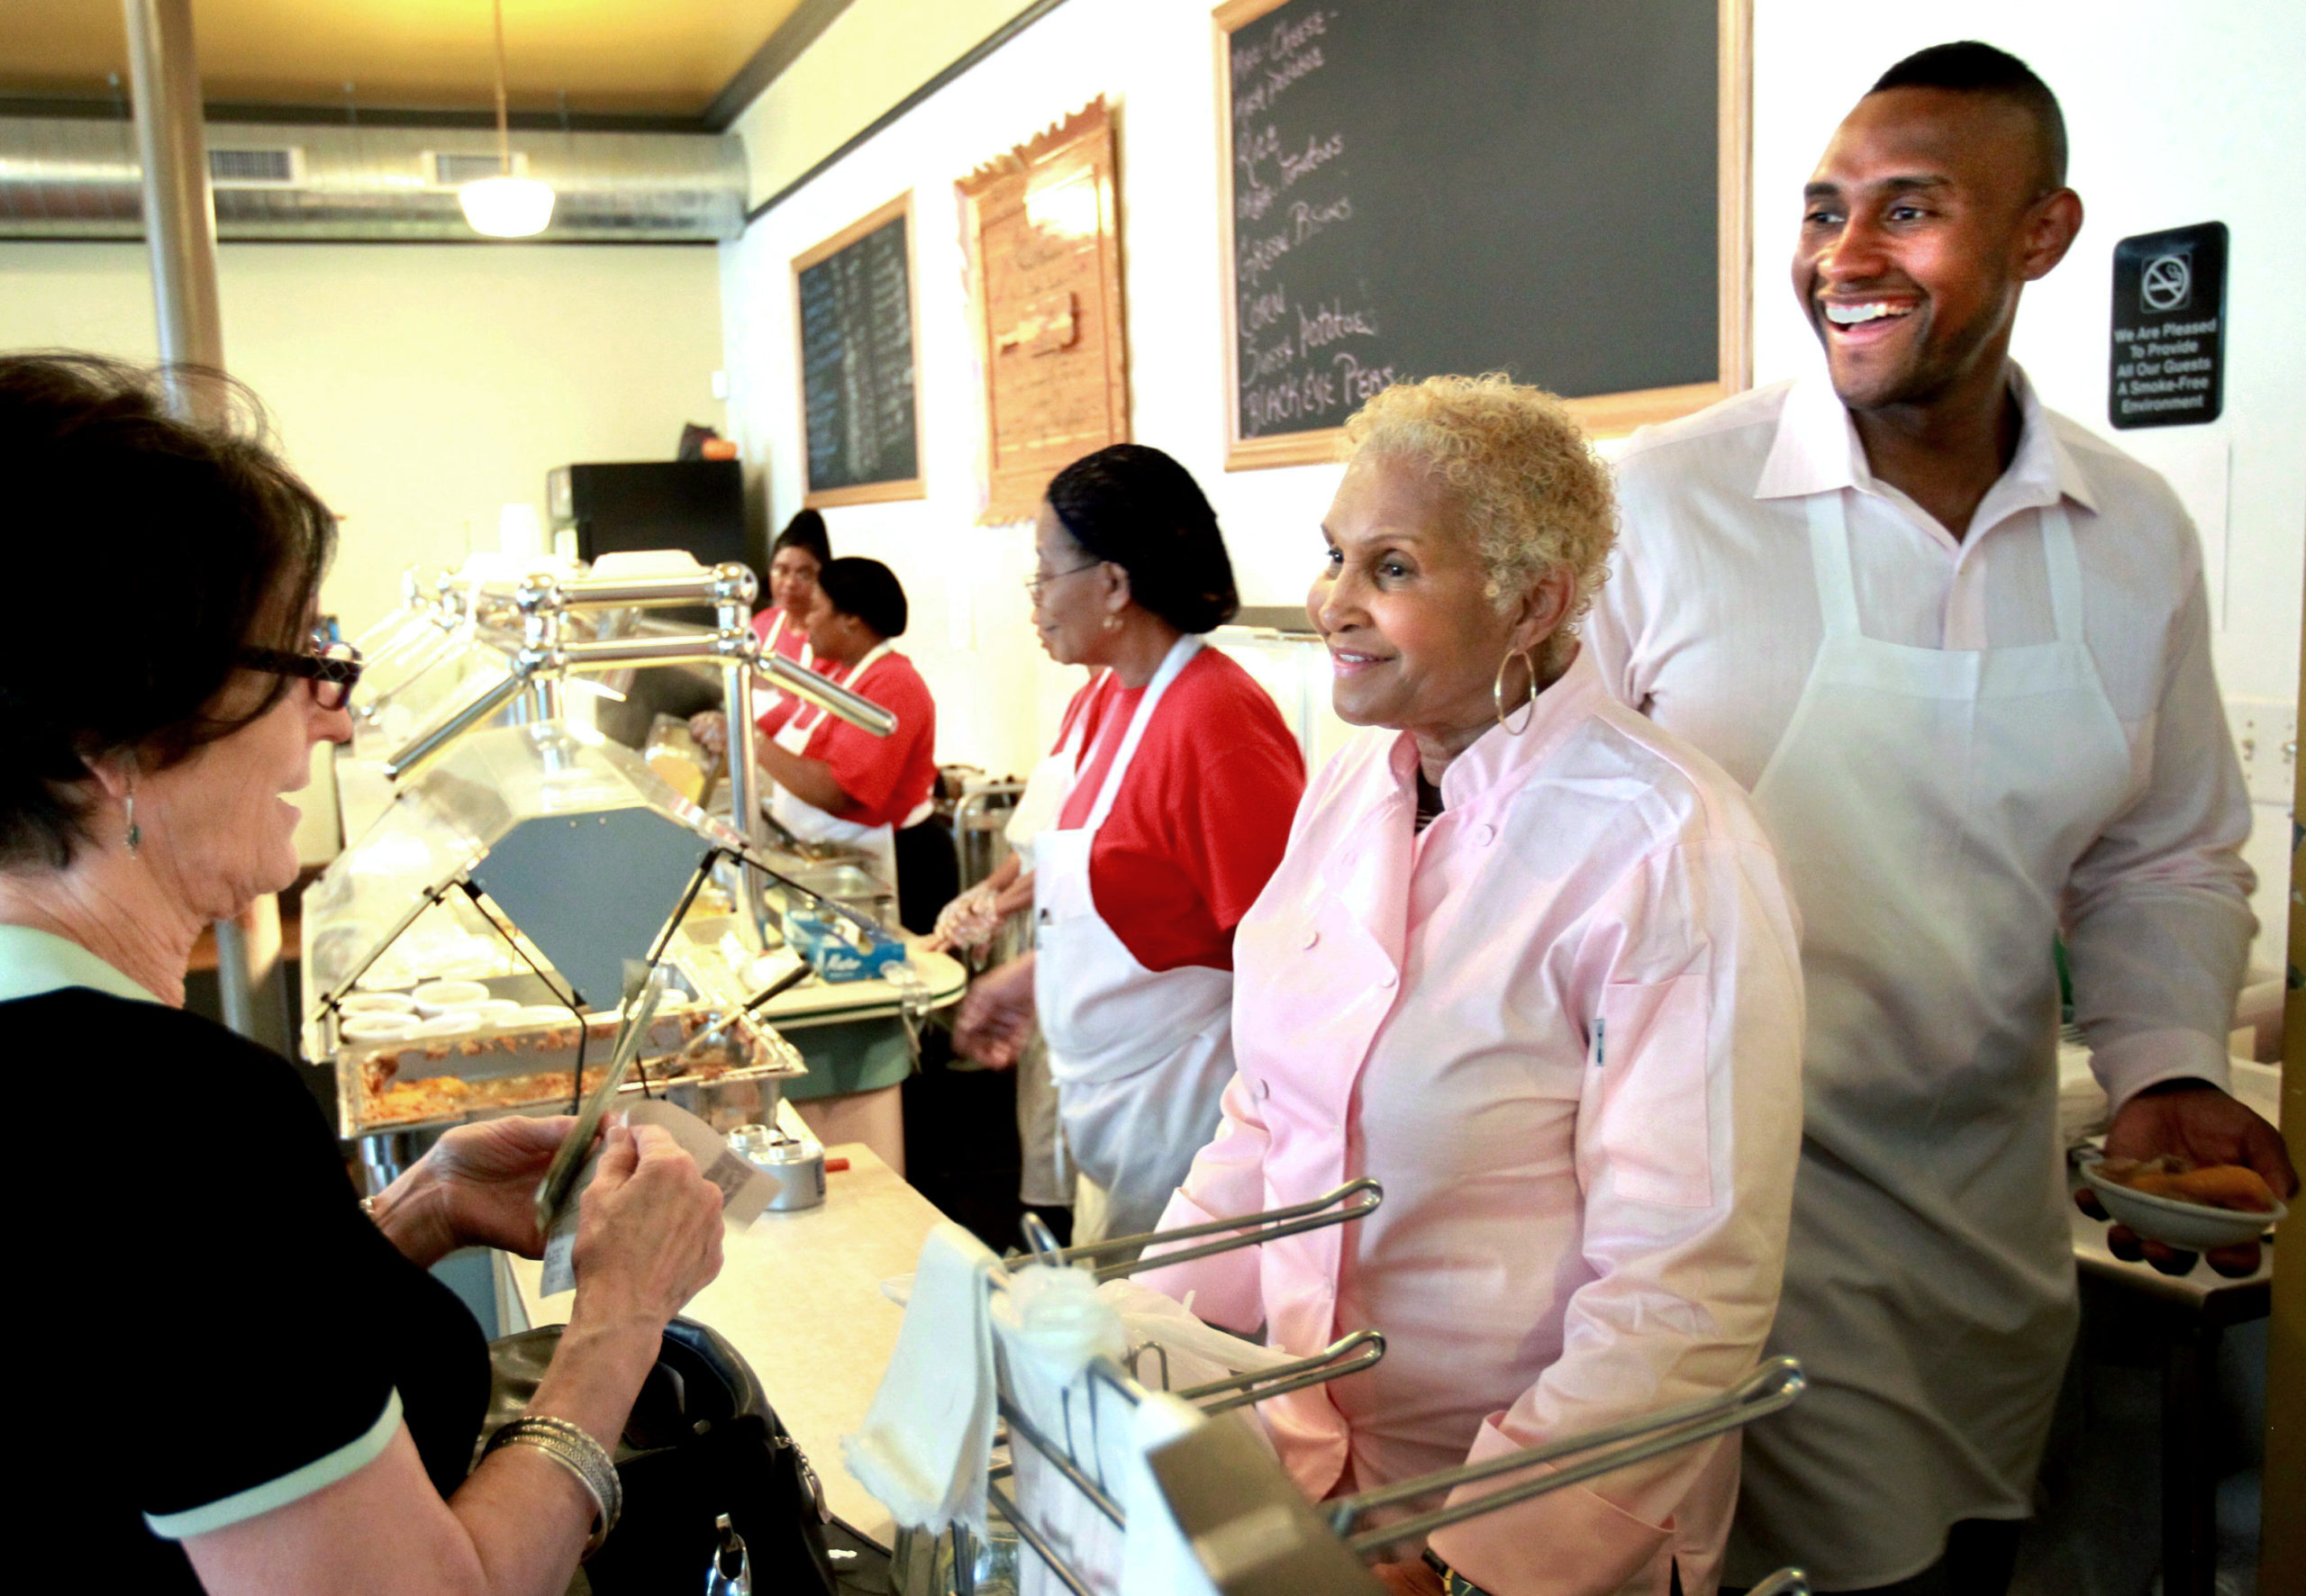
[483,1416,622,1557]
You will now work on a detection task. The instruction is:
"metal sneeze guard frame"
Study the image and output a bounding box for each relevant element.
[365,558,894,938]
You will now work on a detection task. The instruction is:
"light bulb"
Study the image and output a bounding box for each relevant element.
[458,175,556,238]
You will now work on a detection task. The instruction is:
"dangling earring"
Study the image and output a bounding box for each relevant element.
[123,784,141,856]
[1493,647,1539,735]
[1102,612,1122,632]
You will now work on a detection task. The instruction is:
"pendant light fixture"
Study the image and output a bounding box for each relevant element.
[458,0,555,238]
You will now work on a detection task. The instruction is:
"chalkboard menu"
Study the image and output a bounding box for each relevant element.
[1218,0,1746,467]
[793,193,925,506]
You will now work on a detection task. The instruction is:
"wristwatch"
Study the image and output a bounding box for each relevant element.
[1422,1549,1493,1596]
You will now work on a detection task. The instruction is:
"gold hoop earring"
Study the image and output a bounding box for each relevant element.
[1493,647,1539,735]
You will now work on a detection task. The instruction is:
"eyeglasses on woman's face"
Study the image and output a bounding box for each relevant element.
[236,630,364,712]
[1024,560,1102,603]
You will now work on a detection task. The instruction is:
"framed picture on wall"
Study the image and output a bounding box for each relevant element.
[793,191,927,507]
[958,98,1131,525]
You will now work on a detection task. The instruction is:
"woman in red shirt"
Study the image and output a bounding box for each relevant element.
[695,558,935,885]
[951,445,1304,1241]
[749,510,830,738]
[764,559,938,885]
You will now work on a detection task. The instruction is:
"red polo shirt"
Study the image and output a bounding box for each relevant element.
[1054,647,1303,972]
[795,649,938,830]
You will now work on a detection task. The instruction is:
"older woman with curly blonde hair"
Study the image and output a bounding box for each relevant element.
[1140,376,1807,1596]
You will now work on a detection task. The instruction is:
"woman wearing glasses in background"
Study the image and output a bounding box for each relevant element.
[0,355,725,1596]
[949,444,1304,1243]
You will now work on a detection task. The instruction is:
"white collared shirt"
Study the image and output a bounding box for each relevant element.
[0,922,163,1006]
[1588,368,2254,1105]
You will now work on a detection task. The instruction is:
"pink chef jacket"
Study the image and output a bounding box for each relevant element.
[1142,648,1805,1596]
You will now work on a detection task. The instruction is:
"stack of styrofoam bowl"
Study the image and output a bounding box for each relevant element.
[406,979,493,1038]
[412,979,491,1015]
[340,991,420,1043]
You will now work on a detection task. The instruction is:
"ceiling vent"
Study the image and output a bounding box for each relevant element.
[207,145,301,186]
[427,149,527,188]
[0,118,746,242]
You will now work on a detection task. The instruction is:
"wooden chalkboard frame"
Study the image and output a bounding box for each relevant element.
[1213,0,1754,468]
[793,191,928,508]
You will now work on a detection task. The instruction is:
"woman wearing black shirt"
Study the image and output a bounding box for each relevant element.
[0,355,726,1595]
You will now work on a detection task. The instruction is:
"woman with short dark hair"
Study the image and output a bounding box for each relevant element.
[949,444,1304,1241]
[700,555,938,903]
[697,553,941,1169]
[0,353,727,1596]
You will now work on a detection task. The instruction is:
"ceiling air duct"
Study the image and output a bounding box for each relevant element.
[0,116,745,243]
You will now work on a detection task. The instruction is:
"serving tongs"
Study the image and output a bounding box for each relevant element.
[677,960,815,1057]
[532,961,673,1236]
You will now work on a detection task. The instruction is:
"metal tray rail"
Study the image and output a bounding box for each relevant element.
[1003,1177,1384,1284]
[952,1198,1810,1596]
[1329,1357,1805,1555]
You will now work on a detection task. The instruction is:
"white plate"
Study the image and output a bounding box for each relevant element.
[340,1014,419,1040]
[340,992,418,1016]
[2076,1156,2286,1250]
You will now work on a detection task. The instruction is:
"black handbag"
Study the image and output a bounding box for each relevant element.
[481,1319,838,1596]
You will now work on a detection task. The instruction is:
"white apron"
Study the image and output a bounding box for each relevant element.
[759,610,816,694]
[1004,735,1075,873]
[1729,494,2133,1588]
[1003,739,1081,1209]
[770,639,900,893]
[1033,635,1235,1240]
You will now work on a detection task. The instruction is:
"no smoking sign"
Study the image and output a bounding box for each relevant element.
[2110,222,2227,430]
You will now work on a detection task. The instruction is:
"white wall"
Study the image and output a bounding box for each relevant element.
[1751,1,2306,963]
[730,0,1028,208]
[723,0,2306,958]
[1753,3,2306,698]
[0,240,728,635]
[722,0,1349,779]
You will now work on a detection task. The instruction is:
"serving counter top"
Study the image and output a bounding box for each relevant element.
[758,941,967,1030]
[500,1141,940,1544]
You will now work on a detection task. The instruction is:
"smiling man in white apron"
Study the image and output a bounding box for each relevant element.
[1586,42,2292,1594]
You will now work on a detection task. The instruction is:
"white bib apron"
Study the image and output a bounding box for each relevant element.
[1729,494,2134,1587]
[770,639,900,893]
[1001,736,1083,1208]
[1003,739,1074,874]
[760,608,813,666]
[1033,635,1235,1240]
[759,610,815,703]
